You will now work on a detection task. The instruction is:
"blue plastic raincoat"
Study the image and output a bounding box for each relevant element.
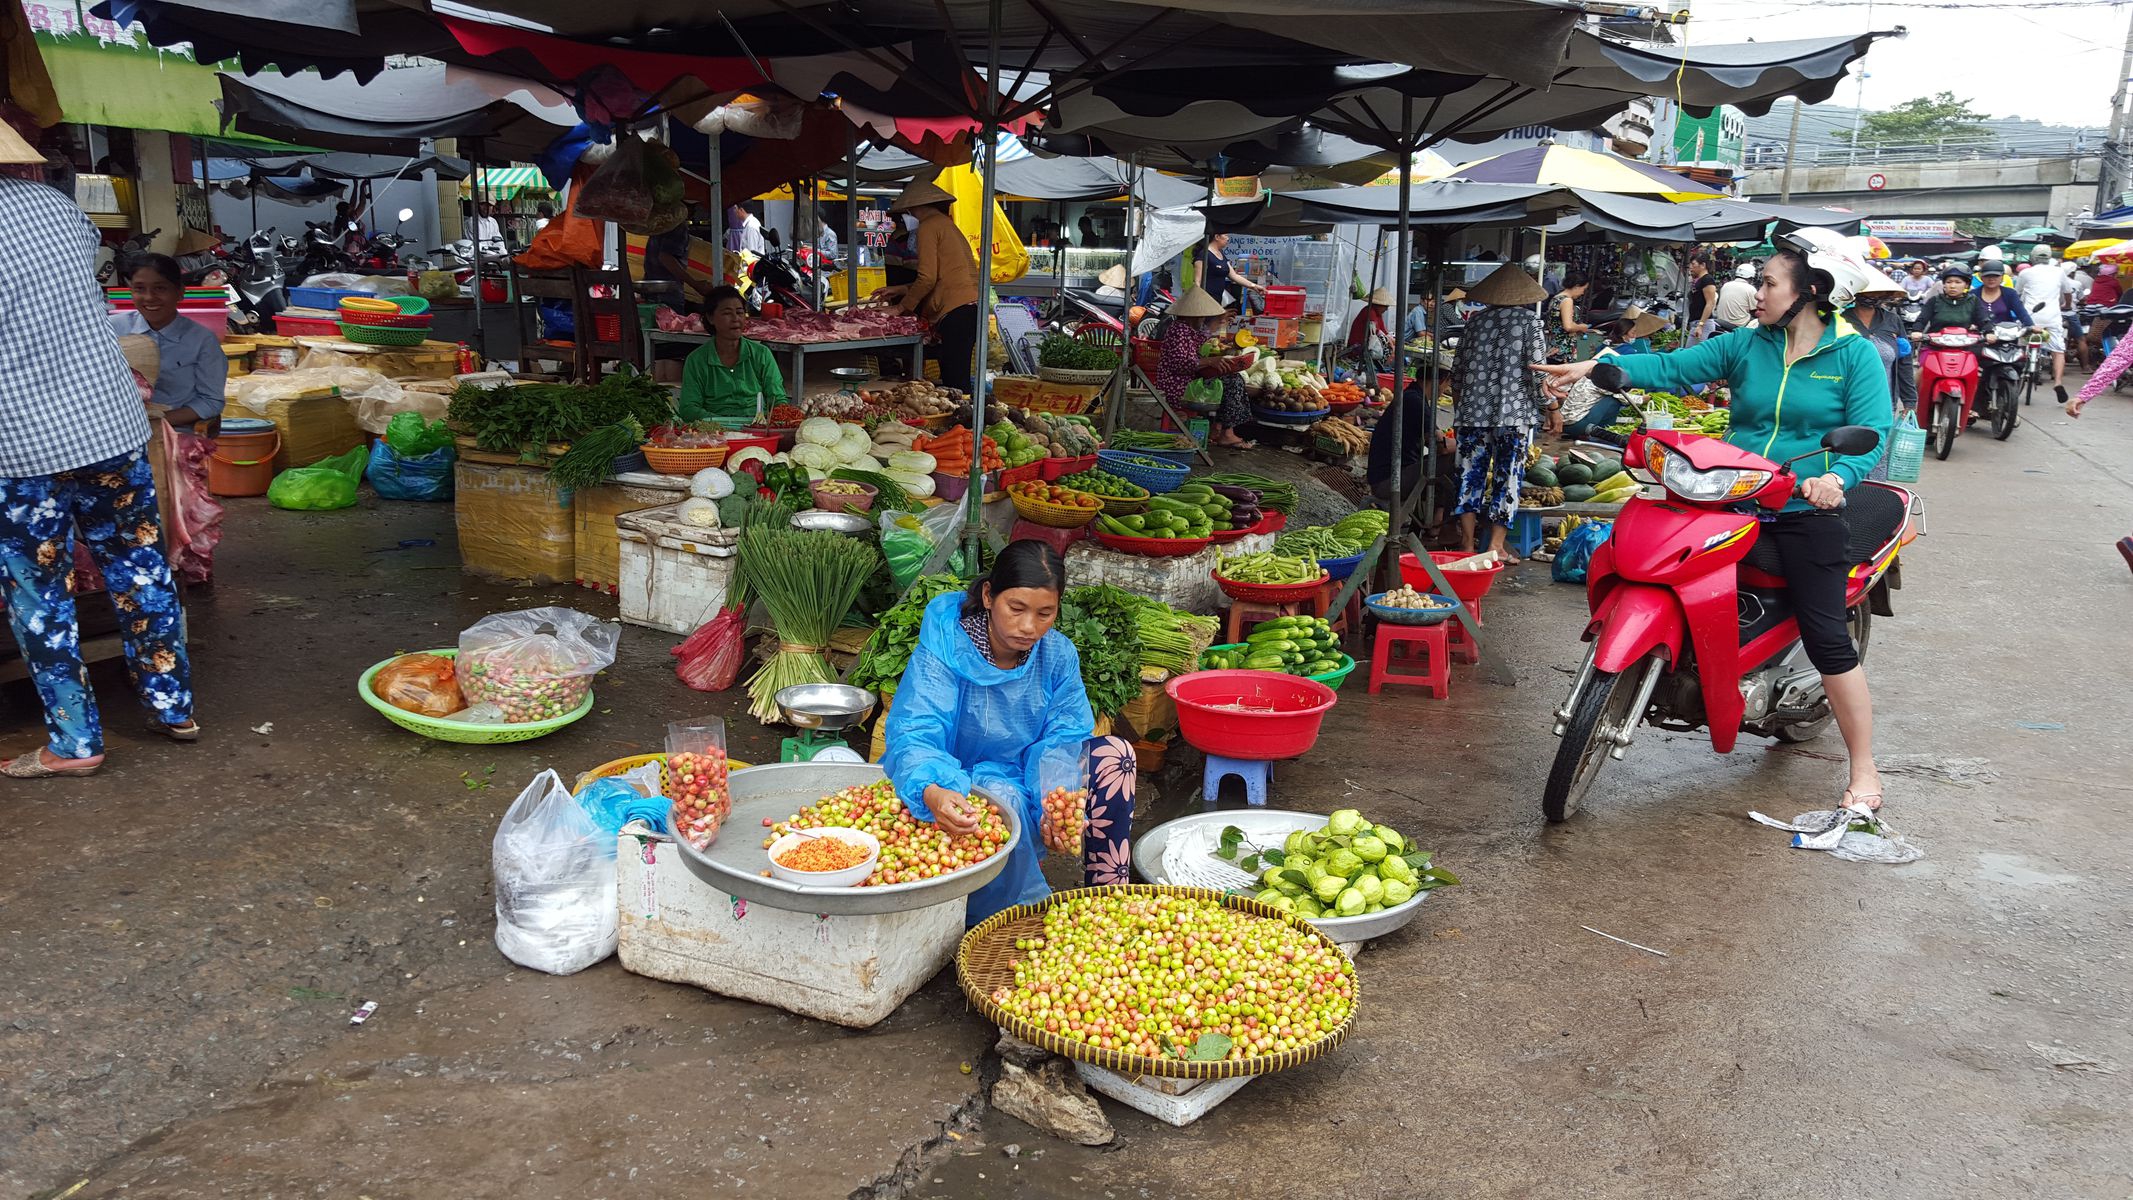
[882,592,1094,924]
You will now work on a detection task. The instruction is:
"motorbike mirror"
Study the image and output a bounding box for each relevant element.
[396,207,414,224]
[1821,425,1881,457]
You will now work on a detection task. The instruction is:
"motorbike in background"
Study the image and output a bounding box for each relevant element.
[1973,321,2025,441]
[228,229,288,332]
[96,227,161,285]
[1915,327,1982,461]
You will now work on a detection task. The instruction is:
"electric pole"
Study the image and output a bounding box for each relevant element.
[2100,1,2133,209]
[1780,99,1804,202]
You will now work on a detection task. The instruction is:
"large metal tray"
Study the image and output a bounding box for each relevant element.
[671,761,1023,916]
[1132,808,1431,943]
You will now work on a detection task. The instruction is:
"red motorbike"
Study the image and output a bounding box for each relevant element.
[1543,423,1919,822]
[1915,326,1982,461]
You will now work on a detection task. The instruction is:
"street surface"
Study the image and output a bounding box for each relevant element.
[2,382,2128,1199]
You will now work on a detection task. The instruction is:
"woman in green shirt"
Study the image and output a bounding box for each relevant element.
[679,286,787,425]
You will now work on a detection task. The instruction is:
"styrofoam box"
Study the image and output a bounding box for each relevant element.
[1065,541,1223,614]
[616,828,965,1028]
[616,503,739,634]
[1075,1062,1256,1127]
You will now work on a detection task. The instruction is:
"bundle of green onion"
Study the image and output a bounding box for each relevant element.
[1198,472,1296,514]
[1073,583,1219,673]
[740,525,881,723]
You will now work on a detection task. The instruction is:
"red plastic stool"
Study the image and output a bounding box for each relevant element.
[1320,579,1364,643]
[1224,591,1332,644]
[1446,598,1484,665]
[1369,622,1451,698]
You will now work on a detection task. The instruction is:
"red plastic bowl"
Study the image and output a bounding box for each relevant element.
[1400,551,1504,604]
[1167,670,1338,759]
[1039,453,1096,481]
[1213,568,1329,604]
[1091,529,1213,558]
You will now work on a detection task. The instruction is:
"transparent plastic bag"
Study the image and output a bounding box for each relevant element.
[879,500,964,593]
[369,652,464,718]
[1035,742,1091,856]
[574,136,654,229]
[666,717,731,850]
[457,607,620,723]
[491,769,618,975]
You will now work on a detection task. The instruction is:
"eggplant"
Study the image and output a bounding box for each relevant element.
[1205,483,1259,503]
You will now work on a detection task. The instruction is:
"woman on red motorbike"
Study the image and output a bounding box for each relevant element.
[1535,230,1895,813]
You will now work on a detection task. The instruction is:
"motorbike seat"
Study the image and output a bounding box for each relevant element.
[1740,484,1908,578]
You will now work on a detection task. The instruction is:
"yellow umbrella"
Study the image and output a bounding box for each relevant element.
[2068,237,2128,260]
[756,183,852,201]
[1447,143,1725,202]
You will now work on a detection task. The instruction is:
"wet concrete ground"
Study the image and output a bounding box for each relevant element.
[4,385,2130,1198]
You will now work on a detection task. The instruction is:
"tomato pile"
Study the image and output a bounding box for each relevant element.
[1008,480,1101,511]
[1042,786,1088,848]
[669,749,731,850]
[762,780,1009,886]
[994,892,1356,1061]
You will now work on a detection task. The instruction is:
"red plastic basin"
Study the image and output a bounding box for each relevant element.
[1167,669,1337,760]
[1400,551,1503,604]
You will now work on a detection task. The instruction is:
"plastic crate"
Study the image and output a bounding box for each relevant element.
[274,312,342,337]
[1886,422,1925,483]
[289,285,375,309]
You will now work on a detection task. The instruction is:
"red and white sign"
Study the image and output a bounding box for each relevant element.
[1866,173,1887,191]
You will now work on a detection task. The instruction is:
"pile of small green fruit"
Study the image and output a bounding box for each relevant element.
[1214,808,1458,919]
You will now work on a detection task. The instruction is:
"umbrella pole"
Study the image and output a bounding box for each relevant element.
[845,128,859,310]
[1381,105,1413,584]
[1108,152,1138,441]
[470,144,486,366]
[965,0,1002,547]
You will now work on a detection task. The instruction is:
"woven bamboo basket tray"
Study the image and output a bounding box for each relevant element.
[642,443,729,474]
[956,884,1358,1080]
[1008,487,1101,528]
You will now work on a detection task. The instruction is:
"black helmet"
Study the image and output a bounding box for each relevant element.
[1939,267,1969,282]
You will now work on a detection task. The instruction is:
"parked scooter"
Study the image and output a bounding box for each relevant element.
[228,228,288,331]
[96,227,161,285]
[747,247,820,314]
[296,221,355,278]
[1973,321,2025,441]
[1543,423,1917,822]
[1915,327,1983,461]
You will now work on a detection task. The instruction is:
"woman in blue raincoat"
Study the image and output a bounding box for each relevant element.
[883,541,1138,925]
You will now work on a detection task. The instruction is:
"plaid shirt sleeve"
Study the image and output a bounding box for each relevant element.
[0,178,153,476]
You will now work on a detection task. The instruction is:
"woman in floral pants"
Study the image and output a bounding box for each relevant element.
[1450,264,1562,562]
[0,450,196,775]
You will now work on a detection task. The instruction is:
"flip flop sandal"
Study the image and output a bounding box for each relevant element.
[2,753,101,779]
[147,718,201,742]
[1840,788,1883,813]
[2118,536,2133,575]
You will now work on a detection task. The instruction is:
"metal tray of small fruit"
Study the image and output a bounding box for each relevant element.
[1132,809,1432,943]
[670,761,1024,916]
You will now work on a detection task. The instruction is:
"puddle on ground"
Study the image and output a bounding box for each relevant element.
[1974,852,2078,889]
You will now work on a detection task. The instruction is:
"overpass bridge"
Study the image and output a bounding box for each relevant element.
[1736,155,2101,227]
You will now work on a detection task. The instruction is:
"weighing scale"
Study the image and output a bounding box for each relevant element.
[828,366,873,398]
[773,682,877,762]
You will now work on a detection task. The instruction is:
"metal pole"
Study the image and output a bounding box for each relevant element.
[1383,97,1413,572]
[1779,99,1804,203]
[846,127,860,309]
[965,0,1002,542]
[1107,153,1138,439]
[2101,4,2133,208]
[708,133,723,281]
[470,144,486,363]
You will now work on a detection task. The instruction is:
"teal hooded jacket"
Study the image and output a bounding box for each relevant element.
[1610,319,1894,509]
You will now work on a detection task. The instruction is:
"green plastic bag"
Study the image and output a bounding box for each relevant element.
[385,412,454,456]
[1183,377,1223,411]
[268,445,369,511]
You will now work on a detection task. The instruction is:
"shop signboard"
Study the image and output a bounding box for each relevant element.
[1671,106,1746,171]
[22,0,236,138]
[1212,176,1265,202]
[1863,219,1960,242]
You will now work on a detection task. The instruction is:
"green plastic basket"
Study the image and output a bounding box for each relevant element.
[1197,643,1356,690]
[390,294,430,315]
[357,648,593,743]
[338,321,432,347]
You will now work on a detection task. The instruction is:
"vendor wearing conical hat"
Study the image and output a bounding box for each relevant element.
[1155,287,1256,448]
[1344,285,1395,378]
[873,179,981,392]
[1447,264,1557,563]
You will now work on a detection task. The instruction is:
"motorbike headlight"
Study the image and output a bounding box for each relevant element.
[1650,442,1770,503]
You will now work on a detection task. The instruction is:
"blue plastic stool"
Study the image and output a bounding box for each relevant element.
[1202,754,1271,807]
[1509,510,1547,557]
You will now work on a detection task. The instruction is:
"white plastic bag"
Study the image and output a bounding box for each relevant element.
[492,770,618,974]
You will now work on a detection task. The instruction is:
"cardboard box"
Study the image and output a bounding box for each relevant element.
[455,461,575,584]
[574,478,688,593]
[1244,316,1302,349]
[231,388,366,469]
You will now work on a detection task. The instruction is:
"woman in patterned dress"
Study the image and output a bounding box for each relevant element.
[882,541,1137,925]
[1450,263,1562,563]
[1153,287,1256,447]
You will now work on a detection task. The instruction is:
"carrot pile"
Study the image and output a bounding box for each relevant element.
[915,427,1004,475]
[1321,381,1368,406]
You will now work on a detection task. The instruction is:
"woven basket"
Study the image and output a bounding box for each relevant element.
[357,649,591,744]
[956,885,1359,1080]
[1009,487,1101,528]
[338,308,434,329]
[643,444,728,474]
[1095,449,1190,494]
[1037,364,1116,386]
[1213,568,1329,605]
[338,322,432,347]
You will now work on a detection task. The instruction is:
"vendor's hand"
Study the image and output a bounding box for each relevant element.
[1799,472,1846,510]
[1039,808,1073,855]
[872,286,907,304]
[923,785,980,835]
[1530,360,1595,400]
[2066,394,2088,418]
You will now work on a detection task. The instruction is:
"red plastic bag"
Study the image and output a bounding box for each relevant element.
[372,653,465,717]
[674,606,747,692]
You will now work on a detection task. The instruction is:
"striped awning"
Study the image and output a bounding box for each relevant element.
[460,166,551,197]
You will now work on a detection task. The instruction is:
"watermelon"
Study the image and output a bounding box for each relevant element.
[1555,462,1594,485]
[1523,463,1560,488]
[1562,483,1598,503]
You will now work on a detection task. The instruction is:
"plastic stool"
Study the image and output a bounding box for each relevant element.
[1369,622,1451,698]
[1447,598,1484,665]
[1319,579,1364,643]
[1202,754,1271,806]
[1508,511,1546,557]
[1224,592,1331,644]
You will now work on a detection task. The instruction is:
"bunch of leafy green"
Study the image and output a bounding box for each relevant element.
[845,575,965,694]
[448,369,675,453]
[1059,585,1143,717]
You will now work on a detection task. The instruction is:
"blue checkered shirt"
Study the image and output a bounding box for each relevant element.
[0,177,152,476]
